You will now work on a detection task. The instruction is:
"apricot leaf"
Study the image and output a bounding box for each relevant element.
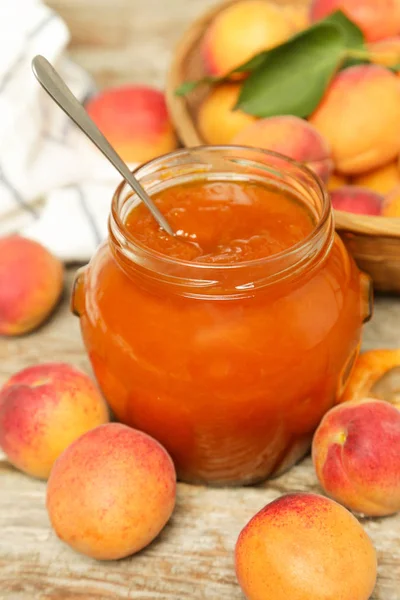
[235,24,345,118]
[323,10,365,51]
[175,81,201,95]
[174,53,268,96]
[325,10,367,68]
[174,40,275,96]
[175,77,218,96]
[174,10,366,100]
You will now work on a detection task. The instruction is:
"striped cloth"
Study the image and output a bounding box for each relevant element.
[0,0,131,262]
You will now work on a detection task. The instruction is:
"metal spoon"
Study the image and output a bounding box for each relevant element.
[31,55,175,236]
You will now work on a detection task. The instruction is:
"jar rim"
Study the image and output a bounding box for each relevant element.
[110,145,331,272]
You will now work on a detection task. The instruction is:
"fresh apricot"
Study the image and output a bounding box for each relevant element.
[198,83,257,144]
[383,185,400,216]
[46,423,176,560]
[0,363,109,479]
[330,186,383,215]
[235,492,377,600]
[327,172,348,191]
[86,85,178,164]
[339,349,400,407]
[352,160,400,195]
[0,235,63,336]
[232,115,333,182]
[310,65,400,175]
[310,0,400,43]
[369,36,400,66]
[313,398,400,516]
[282,4,310,32]
[201,0,294,77]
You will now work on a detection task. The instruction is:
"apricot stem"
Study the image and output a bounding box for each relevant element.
[336,430,347,445]
[345,48,371,60]
[346,47,400,68]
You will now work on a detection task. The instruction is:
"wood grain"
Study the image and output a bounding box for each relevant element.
[2,1,400,597]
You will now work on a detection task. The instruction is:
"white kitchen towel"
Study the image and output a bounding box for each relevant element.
[0,0,132,262]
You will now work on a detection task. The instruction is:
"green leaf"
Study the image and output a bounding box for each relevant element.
[175,81,200,96]
[323,10,364,50]
[175,75,221,96]
[235,23,345,118]
[174,9,366,98]
[233,51,271,74]
[324,10,367,68]
[174,47,269,96]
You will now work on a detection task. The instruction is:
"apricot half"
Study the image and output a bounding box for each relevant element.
[339,348,400,406]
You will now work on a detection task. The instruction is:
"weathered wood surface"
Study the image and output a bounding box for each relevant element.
[1,0,400,597]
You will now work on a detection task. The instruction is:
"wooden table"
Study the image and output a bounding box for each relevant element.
[1,1,400,598]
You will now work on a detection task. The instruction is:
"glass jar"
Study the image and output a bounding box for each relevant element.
[72,147,372,486]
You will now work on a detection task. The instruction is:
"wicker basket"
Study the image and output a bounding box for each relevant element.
[166,0,400,293]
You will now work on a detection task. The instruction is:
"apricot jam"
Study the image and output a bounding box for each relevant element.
[125,180,315,262]
[72,147,371,486]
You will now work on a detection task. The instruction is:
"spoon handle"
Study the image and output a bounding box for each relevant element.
[31,55,174,235]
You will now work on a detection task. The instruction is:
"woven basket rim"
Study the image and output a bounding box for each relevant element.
[334,211,400,238]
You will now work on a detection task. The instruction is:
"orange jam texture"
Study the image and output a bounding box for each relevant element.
[76,177,363,485]
[125,180,315,262]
